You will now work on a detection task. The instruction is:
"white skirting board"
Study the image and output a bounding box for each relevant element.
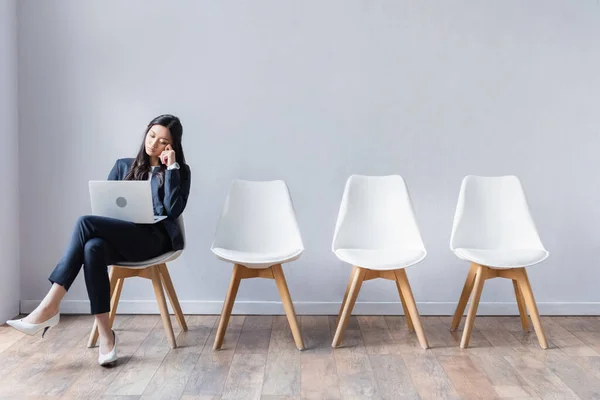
[20,300,600,316]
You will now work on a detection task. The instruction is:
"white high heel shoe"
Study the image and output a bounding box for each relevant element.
[6,312,60,337]
[98,330,118,366]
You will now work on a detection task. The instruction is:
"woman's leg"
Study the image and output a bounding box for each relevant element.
[95,312,114,355]
[78,223,169,352]
[23,216,119,324]
[22,283,66,324]
[27,215,170,329]
[82,237,117,353]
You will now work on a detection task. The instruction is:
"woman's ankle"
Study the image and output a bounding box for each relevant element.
[24,304,58,323]
[39,303,59,316]
[99,331,115,353]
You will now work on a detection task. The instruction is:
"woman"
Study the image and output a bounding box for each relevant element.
[7,114,191,366]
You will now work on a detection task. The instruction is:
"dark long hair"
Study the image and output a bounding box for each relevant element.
[125,114,186,184]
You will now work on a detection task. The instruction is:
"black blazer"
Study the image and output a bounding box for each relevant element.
[108,158,191,251]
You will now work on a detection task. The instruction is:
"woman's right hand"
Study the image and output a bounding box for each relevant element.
[160,145,176,167]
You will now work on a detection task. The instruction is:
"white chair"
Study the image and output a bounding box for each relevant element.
[450,175,548,349]
[87,216,188,349]
[211,180,305,350]
[331,175,429,349]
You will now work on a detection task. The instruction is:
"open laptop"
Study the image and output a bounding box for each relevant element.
[89,180,168,224]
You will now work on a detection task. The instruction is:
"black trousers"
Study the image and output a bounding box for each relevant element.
[48,215,171,314]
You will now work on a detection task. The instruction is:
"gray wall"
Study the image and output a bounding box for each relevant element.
[18,0,600,315]
[0,0,19,323]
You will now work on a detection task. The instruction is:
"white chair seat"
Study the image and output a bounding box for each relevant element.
[115,250,182,269]
[212,247,303,268]
[334,248,426,270]
[453,248,549,269]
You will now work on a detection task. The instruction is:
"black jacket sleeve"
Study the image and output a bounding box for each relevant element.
[163,164,191,219]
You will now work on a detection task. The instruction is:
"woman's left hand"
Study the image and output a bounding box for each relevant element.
[160,145,176,167]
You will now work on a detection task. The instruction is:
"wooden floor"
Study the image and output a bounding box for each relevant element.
[1,315,600,399]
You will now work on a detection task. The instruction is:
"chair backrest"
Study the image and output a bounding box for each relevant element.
[450,175,545,251]
[332,175,425,251]
[211,180,304,254]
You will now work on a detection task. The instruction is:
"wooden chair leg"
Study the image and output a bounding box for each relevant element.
[87,322,99,349]
[158,263,188,332]
[451,263,478,331]
[336,266,357,328]
[394,269,429,349]
[515,268,548,349]
[87,267,122,348]
[395,274,415,331]
[150,266,177,349]
[213,264,242,350]
[332,267,366,347]
[272,264,304,350]
[513,279,530,332]
[107,277,124,330]
[460,264,486,349]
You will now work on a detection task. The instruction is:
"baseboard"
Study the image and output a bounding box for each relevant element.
[20,300,600,316]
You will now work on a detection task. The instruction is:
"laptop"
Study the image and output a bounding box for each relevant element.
[89,180,168,224]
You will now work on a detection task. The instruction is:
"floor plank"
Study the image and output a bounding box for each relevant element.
[261,316,301,397]
[369,354,420,399]
[183,316,244,397]
[402,353,461,400]
[384,315,424,355]
[21,315,101,397]
[504,352,581,399]
[235,315,272,355]
[573,356,600,382]
[475,317,531,357]
[302,315,334,353]
[300,316,341,399]
[300,353,341,400]
[0,314,78,382]
[535,351,600,400]
[0,315,84,398]
[63,315,159,399]
[104,315,182,396]
[423,317,462,356]
[553,317,600,332]
[140,316,216,400]
[0,319,26,354]
[438,354,499,399]
[358,316,402,355]
[1,315,600,400]
[221,353,267,400]
[334,319,380,399]
[469,352,537,398]
[541,317,599,357]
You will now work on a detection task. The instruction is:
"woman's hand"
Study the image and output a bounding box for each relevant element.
[160,145,176,167]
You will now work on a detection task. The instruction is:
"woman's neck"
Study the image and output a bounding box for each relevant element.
[149,156,161,166]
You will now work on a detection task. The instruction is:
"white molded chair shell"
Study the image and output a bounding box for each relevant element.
[211,180,304,268]
[116,216,186,269]
[332,175,426,270]
[450,175,548,269]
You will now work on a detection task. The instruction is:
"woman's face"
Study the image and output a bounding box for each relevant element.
[145,124,173,158]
